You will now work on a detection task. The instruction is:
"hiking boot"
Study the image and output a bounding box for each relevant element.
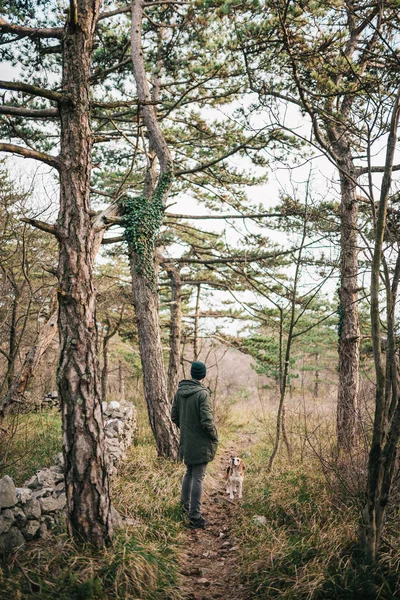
[188,516,208,529]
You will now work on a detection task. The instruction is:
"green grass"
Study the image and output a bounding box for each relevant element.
[0,410,62,484]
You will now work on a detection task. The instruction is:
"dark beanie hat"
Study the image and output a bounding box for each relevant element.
[191,361,206,380]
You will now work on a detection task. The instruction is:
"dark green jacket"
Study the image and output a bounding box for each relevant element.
[171,379,218,465]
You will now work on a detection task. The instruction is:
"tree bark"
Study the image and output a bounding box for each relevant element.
[335,151,360,450]
[101,319,111,403]
[165,262,182,401]
[130,258,179,458]
[56,0,112,547]
[129,0,178,459]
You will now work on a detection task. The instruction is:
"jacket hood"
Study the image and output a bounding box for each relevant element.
[177,379,209,397]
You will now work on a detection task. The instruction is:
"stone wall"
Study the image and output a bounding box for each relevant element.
[0,400,136,554]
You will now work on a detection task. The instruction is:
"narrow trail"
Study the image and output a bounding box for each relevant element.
[179,435,255,600]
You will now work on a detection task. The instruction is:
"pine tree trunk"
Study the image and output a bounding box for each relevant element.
[165,263,182,400]
[57,1,112,547]
[336,154,360,450]
[130,257,179,459]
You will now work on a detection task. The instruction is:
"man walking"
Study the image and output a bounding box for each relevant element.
[171,361,218,529]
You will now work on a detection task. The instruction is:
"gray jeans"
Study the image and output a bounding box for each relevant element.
[181,463,207,520]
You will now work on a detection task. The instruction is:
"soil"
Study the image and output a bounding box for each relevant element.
[179,436,255,600]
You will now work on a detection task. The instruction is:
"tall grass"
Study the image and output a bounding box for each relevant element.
[231,395,400,600]
[0,410,62,484]
[0,400,188,600]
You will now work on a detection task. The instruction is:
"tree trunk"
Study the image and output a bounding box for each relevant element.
[314,353,319,398]
[118,360,125,401]
[101,320,110,403]
[193,284,201,360]
[7,293,18,390]
[336,153,360,450]
[130,258,179,458]
[57,0,112,547]
[360,87,400,561]
[0,309,58,416]
[128,0,179,459]
[165,262,182,400]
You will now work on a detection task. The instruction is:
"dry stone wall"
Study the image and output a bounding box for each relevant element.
[0,400,136,554]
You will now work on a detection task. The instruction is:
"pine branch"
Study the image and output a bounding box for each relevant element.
[0,105,58,118]
[165,211,286,220]
[0,80,64,103]
[0,18,63,39]
[0,143,60,170]
[357,164,400,176]
[20,217,58,236]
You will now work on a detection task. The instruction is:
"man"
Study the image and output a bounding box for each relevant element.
[171,360,218,529]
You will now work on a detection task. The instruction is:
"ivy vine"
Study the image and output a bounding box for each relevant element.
[122,172,172,287]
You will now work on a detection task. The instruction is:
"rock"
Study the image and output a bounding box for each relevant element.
[111,505,124,529]
[253,515,267,526]
[55,482,65,492]
[40,496,62,513]
[109,401,120,410]
[106,419,124,434]
[197,578,210,587]
[12,506,27,525]
[37,469,57,487]
[0,509,15,534]
[102,401,108,412]
[57,493,66,509]
[25,475,40,490]
[50,391,58,399]
[24,499,41,520]
[39,523,49,539]
[23,520,40,540]
[54,453,64,467]
[0,476,17,509]
[16,487,32,504]
[221,541,231,547]
[0,527,25,553]
[32,488,53,500]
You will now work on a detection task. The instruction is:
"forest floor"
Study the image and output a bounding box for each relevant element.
[179,434,255,600]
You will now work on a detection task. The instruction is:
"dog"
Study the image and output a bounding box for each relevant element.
[226,456,245,500]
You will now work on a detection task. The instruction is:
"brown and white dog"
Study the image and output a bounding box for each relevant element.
[226,456,245,500]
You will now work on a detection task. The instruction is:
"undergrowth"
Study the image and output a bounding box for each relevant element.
[233,432,400,599]
[0,402,187,600]
[0,410,62,484]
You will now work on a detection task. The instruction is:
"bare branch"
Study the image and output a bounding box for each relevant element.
[20,217,58,236]
[0,143,60,170]
[0,17,63,39]
[165,211,286,220]
[97,6,131,22]
[101,235,125,244]
[357,164,400,176]
[0,80,64,103]
[0,105,58,118]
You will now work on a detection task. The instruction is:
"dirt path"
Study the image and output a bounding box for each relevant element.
[179,436,255,600]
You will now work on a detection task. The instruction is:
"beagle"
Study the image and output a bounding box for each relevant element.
[226,456,245,499]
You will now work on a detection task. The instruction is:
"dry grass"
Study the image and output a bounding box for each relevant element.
[0,402,188,600]
[0,410,62,484]
[231,392,400,599]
